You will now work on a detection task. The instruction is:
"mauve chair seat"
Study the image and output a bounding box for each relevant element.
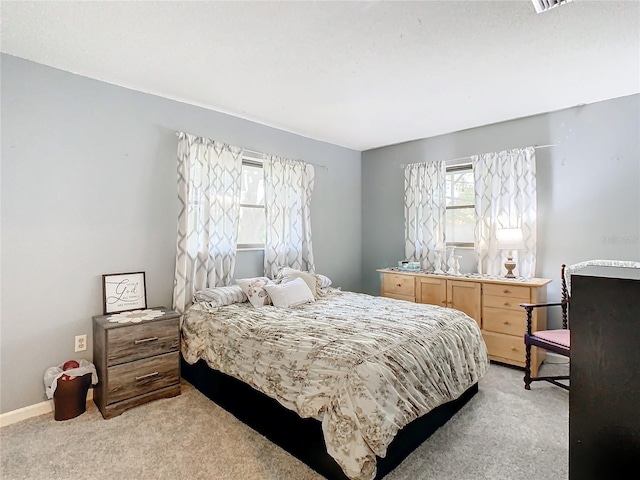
[532,329,570,348]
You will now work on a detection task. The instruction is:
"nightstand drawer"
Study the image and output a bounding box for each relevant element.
[383,273,415,297]
[107,351,180,404]
[107,318,179,366]
[483,307,526,336]
[483,283,530,300]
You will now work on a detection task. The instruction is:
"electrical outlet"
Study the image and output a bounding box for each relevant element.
[75,334,87,352]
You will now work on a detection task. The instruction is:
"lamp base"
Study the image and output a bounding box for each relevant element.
[504,257,516,278]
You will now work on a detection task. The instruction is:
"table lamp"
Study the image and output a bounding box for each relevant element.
[496,228,525,278]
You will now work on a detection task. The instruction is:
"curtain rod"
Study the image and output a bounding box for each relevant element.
[243,148,329,171]
[400,144,557,168]
[174,132,328,171]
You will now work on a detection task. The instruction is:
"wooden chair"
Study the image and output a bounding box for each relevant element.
[520,264,570,390]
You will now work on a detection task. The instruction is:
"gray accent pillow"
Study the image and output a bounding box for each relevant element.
[193,285,248,307]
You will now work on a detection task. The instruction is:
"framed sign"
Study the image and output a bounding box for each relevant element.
[102,271,147,314]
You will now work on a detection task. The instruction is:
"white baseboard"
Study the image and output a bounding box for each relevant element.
[0,390,93,428]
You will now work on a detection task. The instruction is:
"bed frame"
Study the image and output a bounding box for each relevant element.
[181,356,478,480]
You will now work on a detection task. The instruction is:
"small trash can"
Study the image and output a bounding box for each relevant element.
[44,359,98,421]
[53,373,92,421]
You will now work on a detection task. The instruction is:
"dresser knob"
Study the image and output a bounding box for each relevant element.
[511,347,517,351]
[504,302,511,307]
[503,289,510,294]
[503,321,510,325]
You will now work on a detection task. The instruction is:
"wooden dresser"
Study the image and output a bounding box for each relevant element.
[378,269,551,376]
[92,308,181,419]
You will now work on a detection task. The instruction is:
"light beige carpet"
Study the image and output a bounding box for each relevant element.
[0,362,568,480]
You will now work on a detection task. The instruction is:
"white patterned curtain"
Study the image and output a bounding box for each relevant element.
[263,155,315,278]
[404,161,446,270]
[173,132,243,314]
[473,146,537,278]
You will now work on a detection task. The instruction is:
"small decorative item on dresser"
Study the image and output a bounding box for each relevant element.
[434,250,445,274]
[102,271,147,314]
[447,247,460,275]
[397,261,420,271]
[92,307,181,419]
[496,228,525,278]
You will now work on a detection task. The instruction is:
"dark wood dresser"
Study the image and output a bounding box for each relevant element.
[570,273,640,479]
[92,308,181,419]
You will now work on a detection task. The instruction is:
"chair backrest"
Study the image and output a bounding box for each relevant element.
[560,264,569,329]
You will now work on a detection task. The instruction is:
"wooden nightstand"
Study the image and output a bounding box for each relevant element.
[92,308,181,419]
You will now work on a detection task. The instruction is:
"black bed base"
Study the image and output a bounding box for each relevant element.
[181,357,478,480]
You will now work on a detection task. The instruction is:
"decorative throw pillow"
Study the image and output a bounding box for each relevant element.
[276,267,319,299]
[263,277,315,308]
[193,285,248,307]
[316,274,332,288]
[235,277,273,308]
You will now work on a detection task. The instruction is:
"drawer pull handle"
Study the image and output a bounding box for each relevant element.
[134,337,159,345]
[511,347,517,351]
[504,302,511,307]
[135,372,159,381]
[503,289,510,294]
[503,321,510,325]
[397,283,402,287]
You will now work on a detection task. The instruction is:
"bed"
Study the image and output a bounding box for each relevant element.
[180,286,489,480]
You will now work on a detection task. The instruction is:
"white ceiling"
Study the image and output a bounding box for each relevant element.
[1,0,639,151]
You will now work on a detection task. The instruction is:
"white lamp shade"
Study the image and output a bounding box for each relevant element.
[496,228,525,250]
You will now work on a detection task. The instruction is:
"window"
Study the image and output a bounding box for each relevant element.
[238,155,265,249]
[445,164,474,247]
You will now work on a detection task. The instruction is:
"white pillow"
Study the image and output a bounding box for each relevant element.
[263,277,315,308]
[193,285,247,307]
[235,277,273,308]
[276,266,319,299]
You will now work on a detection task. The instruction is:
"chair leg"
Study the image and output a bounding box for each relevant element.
[524,342,532,390]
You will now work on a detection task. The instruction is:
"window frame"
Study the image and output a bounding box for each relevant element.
[445,162,475,248]
[237,155,266,250]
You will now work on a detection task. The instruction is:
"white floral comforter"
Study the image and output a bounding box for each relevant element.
[181,290,489,480]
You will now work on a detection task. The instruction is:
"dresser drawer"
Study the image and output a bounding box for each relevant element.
[483,307,526,336]
[383,273,415,297]
[107,351,180,404]
[483,283,530,301]
[107,318,179,366]
[384,292,415,302]
[483,294,526,311]
[482,330,526,364]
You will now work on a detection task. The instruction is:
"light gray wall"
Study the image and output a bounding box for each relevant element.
[362,94,640,326]
[1,55,361,413]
